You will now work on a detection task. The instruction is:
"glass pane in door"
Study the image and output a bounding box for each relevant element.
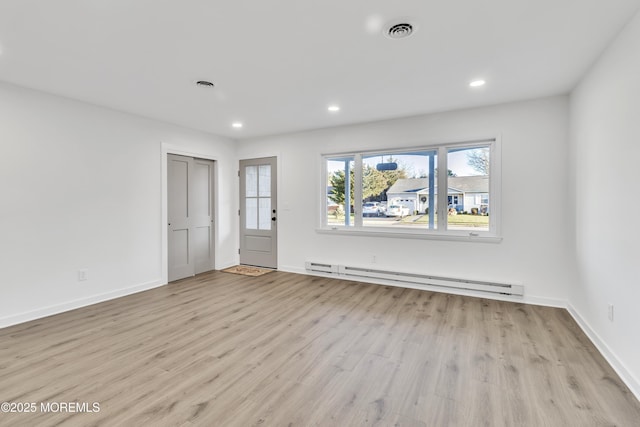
[246,198,258,229]
[259,165,271,197]
[258,198,271,230]
[246,166,258,197]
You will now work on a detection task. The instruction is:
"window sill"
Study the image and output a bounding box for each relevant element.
[316,227,502,243]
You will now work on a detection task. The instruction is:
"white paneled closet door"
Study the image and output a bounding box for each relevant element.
[168,154,215,281]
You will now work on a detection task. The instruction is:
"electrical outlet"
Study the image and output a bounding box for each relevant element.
[608,304,614,322]
[372,255,377,264]
[78,269,88,281]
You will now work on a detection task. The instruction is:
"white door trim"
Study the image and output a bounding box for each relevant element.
[161,143,219,285]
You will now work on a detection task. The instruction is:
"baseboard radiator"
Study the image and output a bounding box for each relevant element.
[305,262,524,296]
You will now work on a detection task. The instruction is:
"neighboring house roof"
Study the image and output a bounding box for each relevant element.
[387,178,431,193]
[387,176,488,194]
[448,176,488,193]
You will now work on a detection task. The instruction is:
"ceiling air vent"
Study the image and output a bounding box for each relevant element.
[196,80,214,88]
[386,22,414,39]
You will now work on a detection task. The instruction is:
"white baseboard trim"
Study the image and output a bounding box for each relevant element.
[567,304,640,401]
[523,295,567,309]
[278,265,307,275]
[217,260,239,271]
[0,279,166,329]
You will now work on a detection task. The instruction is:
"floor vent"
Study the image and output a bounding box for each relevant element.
[305,262,523,296]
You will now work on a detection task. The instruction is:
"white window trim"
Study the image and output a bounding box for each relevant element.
[319,137,502,242]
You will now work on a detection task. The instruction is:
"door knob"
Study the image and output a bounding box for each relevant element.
[271,217,277,221]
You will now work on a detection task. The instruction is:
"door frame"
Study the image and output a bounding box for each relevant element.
[161,143,219,284]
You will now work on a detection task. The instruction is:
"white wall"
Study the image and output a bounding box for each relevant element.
[238,96,572,306]
[0,82,238,327]
[569,10,640,396]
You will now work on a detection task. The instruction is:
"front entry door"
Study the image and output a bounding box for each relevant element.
[168,154,215,281]
[239,157,277,268]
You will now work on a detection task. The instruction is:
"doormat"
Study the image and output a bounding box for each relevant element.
[221,265,275,277]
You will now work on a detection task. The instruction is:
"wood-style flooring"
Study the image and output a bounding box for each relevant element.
[1,271,639,426]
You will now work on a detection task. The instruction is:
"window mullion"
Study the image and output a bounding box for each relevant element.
[437,147,448,232]
[321,157,327,228]
[489,139,501,235]
[428,153,435,229]
[354,154,363,227]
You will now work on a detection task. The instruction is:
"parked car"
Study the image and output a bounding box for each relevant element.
[386,204,410,217]
[363,202,382,217]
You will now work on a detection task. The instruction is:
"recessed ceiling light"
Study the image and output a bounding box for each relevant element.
[231,122,243,128]
[327,105,340,112]
[365,14,384,34]
[196,80,214,88]
[469,80,486,87]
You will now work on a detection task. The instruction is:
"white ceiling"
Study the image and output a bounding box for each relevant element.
[1,0,638,139]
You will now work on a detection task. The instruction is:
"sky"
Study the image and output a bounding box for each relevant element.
[328,147,487,177]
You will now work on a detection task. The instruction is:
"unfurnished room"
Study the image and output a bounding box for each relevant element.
[1,1,640,426]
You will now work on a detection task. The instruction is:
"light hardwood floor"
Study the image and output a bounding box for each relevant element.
[1,271,639,426]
